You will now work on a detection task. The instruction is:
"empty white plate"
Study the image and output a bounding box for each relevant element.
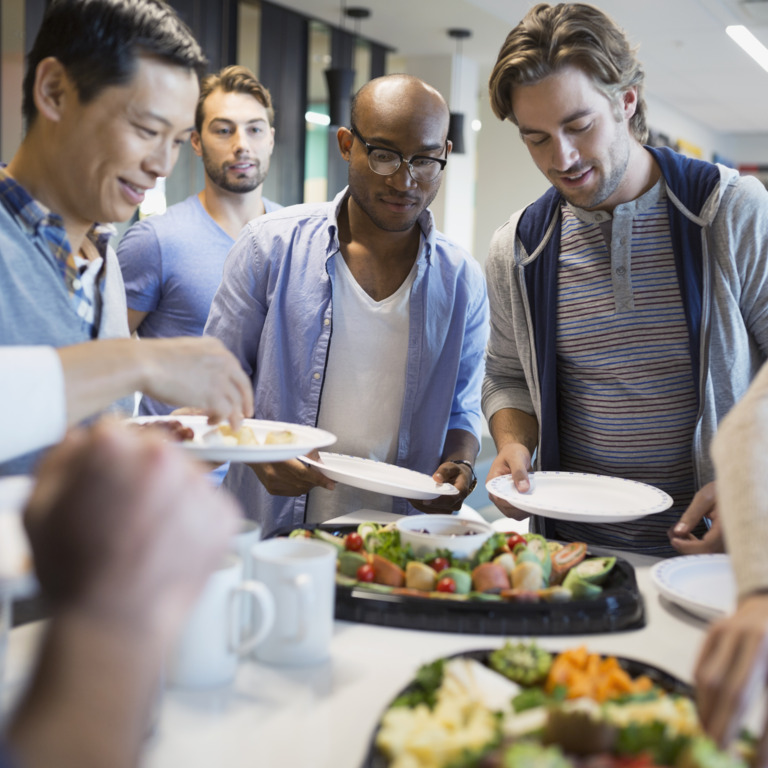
[301,453,460,500]
[650,554,736,621]
[485,471,673,522]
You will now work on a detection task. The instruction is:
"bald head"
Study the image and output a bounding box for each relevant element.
[350,74,449,142]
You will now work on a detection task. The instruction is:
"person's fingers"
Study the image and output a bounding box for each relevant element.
[489,492,530,520]
[672,482,716,537]
[669,536,711,555]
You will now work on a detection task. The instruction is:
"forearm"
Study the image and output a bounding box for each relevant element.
[6,609,163,768]
[57,340,147,425]
[711,363,768,598]
[489,408,538,455]
[440,428,480,465]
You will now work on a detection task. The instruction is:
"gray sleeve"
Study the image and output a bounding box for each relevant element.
[481,216,537,423]
[710,174,768,356]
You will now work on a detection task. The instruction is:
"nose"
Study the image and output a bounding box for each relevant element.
[232,125,249,153]
[551,133,579,172]
[144,140,177,179]
[385,161,418,191]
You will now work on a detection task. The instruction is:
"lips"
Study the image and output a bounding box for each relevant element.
[558,167,593,187]
[119,179,147,206]
[380,195,419,212]
[228,161,256,173]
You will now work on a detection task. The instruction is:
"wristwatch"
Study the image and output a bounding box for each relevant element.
[450,459,477,493]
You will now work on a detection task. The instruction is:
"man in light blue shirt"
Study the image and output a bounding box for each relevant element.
[205,74,489,535]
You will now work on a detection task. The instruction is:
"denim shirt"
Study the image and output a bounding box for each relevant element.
[205,187,489,535]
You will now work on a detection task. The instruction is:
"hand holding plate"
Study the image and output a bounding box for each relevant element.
[409,461,471,513]
[248,454,335,495]
[486,443,533,520]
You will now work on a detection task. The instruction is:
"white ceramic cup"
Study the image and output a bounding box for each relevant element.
[167,554,275,689]
[231,519,262,581]
[249,537,337,666]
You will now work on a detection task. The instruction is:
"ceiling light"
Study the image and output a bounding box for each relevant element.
[305,111,331,126]
[726,25,768,73]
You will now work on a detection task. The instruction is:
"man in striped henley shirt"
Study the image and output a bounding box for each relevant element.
[482,3,768,557]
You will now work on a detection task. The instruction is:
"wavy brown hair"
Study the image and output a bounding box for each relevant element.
[488,3,648,142]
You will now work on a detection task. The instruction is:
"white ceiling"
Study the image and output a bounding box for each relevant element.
[269,0,768,134]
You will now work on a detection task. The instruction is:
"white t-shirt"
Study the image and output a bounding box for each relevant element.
[0,346,66,463]
[306,251,419,523]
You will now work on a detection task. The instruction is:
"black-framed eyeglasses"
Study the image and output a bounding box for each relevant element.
[349,126,447,183]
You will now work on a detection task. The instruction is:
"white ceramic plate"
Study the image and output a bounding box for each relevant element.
[300,453,460,500]
[485,471,673,523]
[650,554,736,621]
[127,416,336,464]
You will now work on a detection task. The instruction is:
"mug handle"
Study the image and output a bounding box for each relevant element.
[228,581,275,655]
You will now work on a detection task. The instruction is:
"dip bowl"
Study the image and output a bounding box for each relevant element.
[396,514,494,560]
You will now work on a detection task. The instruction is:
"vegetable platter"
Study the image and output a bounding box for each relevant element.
[284,522,646,635]
[364,642,752,768]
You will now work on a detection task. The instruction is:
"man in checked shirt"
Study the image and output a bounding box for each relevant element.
[0,0,253,477]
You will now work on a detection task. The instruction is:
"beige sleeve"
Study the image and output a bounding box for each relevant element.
[711,361,768,599]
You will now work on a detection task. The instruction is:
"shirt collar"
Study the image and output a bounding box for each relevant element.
[0,164,116,255]
[326,186,436,263]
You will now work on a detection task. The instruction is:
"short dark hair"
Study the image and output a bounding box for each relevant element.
[489,2,648,142]
[195,65,275,133]
[23,0,206,127]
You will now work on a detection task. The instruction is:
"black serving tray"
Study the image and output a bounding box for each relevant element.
[276,524,645,635]
[363,649,691,768]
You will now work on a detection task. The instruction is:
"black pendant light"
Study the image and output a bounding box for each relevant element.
[325,4,370,127]
[447,28,471,154]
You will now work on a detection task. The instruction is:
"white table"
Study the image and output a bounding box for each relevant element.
[1,550,715,768]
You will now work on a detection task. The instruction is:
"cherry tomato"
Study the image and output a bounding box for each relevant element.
[356,563,375,582]
[345,532,364,551]
[506,533,527,550]
[430,557,450,573]
[436,577,456,593]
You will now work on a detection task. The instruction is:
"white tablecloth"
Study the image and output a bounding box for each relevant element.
[1,548,717,768]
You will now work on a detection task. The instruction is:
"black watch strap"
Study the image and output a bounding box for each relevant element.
[450,459,477,493]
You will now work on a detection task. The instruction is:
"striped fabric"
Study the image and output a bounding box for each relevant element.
[0,165,113,338]
[551,187,698,556]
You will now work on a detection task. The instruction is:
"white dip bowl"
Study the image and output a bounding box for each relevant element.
[395,514,494,560]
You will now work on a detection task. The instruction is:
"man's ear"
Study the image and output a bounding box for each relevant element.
[190,130,203,158]
[34,57,71,123]
[337,126,353,160]
[621,86,638,121]
[446,139,453,157]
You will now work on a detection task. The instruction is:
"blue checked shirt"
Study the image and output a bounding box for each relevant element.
[0,165,115,338]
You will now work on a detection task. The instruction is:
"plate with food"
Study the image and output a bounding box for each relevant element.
[486,472,673,523]
[365,642,751,768]
[299,453,461,500]
[126,415,336,464]
[285,520,645,635]
[650,554,736,622]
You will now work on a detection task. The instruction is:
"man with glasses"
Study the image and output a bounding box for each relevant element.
[205,74,489,534]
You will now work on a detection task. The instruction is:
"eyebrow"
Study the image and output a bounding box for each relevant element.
[208,117,269,125]
[366,136,445,154]
[518,108,595,136]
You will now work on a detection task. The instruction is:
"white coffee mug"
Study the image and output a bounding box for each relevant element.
[231,519,262,581]
[167,554,275,689]
[249,537,337,666]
